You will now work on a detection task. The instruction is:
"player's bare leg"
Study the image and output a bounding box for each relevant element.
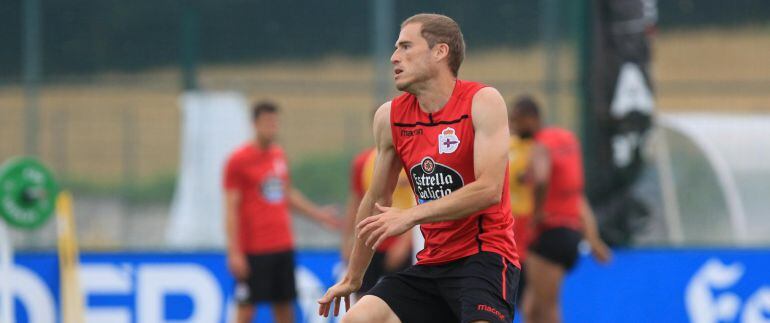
[521,277,535,323]
[341,295,401,323]
[235,304,255,323]
[272,301,294,323]
[523,253,564,323]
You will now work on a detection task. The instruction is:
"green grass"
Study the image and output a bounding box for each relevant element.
[290,152,355,205]
[60,172,177,204]
[57,152,356,205]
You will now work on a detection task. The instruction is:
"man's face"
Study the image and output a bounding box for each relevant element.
[510,110,538,139]
[254,112,279,144]
[391,23,436,92]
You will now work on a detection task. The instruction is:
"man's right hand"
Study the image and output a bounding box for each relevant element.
[589,239,613,264]
[317,277,360,317]
[227,251,249,280]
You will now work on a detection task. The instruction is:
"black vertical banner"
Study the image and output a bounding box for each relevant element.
[584,0,657,244]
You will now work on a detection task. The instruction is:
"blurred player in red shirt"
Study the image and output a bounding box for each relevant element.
[509,96,612,323]
[223,101,341,323]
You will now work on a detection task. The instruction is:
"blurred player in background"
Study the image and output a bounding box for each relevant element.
[319,13,520,323]
[508,95,612,323]
[342,145,415,299]
[223,101,342,323]
[506,98,536,308]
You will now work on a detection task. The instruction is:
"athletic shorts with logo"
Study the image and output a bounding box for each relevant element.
[369,251,519,323]
[234,250,297,304]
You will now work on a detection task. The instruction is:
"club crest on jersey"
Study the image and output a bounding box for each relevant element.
[438,127,460,154]
[421,157,435,174]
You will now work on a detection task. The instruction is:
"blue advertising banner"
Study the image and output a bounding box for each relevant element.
[9,249,770,323]
[12,251,344,323]
[562,249,770,323]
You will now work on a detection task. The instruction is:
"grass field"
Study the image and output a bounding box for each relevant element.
[1,27,769,190]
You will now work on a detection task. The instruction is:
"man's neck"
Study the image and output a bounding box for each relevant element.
[414,74,457,113]
[254,138,272,150]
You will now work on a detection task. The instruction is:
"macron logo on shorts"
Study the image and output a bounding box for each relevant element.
[477,304,505,320]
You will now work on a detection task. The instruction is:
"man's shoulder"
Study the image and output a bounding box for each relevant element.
[539,127,576,139]
[228,143,252,161]
[536,127,579,149]
[459,79,497,101]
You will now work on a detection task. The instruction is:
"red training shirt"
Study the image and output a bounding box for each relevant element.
[223,143,293,254]
[535,127,584,232]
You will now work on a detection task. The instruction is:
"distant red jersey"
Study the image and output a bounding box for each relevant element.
[390,80,519,267]
[535,127,584,232]
[224,143,292,254]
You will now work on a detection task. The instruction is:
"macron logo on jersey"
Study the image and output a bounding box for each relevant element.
[438,127,460,154]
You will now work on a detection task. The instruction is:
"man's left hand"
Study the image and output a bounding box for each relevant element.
[318,205,343,230]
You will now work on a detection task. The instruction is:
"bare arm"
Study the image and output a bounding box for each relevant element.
[530,143,551,226]
[340,190,362,261]
[318,102,402,316]
[224,190,241,254]
[224,189,248,280]
[580,195,612,263]
[287,187,340,229]
[346,103,402,282]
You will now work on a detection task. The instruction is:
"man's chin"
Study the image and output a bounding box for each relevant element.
[395,81,408,91]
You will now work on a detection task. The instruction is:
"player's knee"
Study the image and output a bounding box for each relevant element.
[235,304,255,323]
[340,310,369,323]
[523,303,541,322]
[342,296,396,323]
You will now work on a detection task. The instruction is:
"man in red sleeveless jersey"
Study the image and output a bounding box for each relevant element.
[509,96,612,323]
[224,101,341,323]
[318,14,520,323]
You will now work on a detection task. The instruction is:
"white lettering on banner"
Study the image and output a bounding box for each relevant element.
[687,259,744,323]
[742,287,770,323]
[80,264,132,323]
[137,264,222,323]
[13,259,369,322]
[295,266,327,323]
[10,266,55,323]
[686,258,770,323]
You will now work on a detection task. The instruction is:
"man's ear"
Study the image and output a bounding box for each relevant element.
[433,43,450,62]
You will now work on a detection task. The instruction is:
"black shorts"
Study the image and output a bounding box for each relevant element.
[368,251,519,323]
[234,250,297,304]
[528,227,583,271]
[359,250,411,294]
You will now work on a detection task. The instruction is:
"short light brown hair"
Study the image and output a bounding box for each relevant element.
[251,100,279,121]
[401,13,465,76]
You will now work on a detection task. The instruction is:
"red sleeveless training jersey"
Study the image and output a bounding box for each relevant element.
[390,80,519,267]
